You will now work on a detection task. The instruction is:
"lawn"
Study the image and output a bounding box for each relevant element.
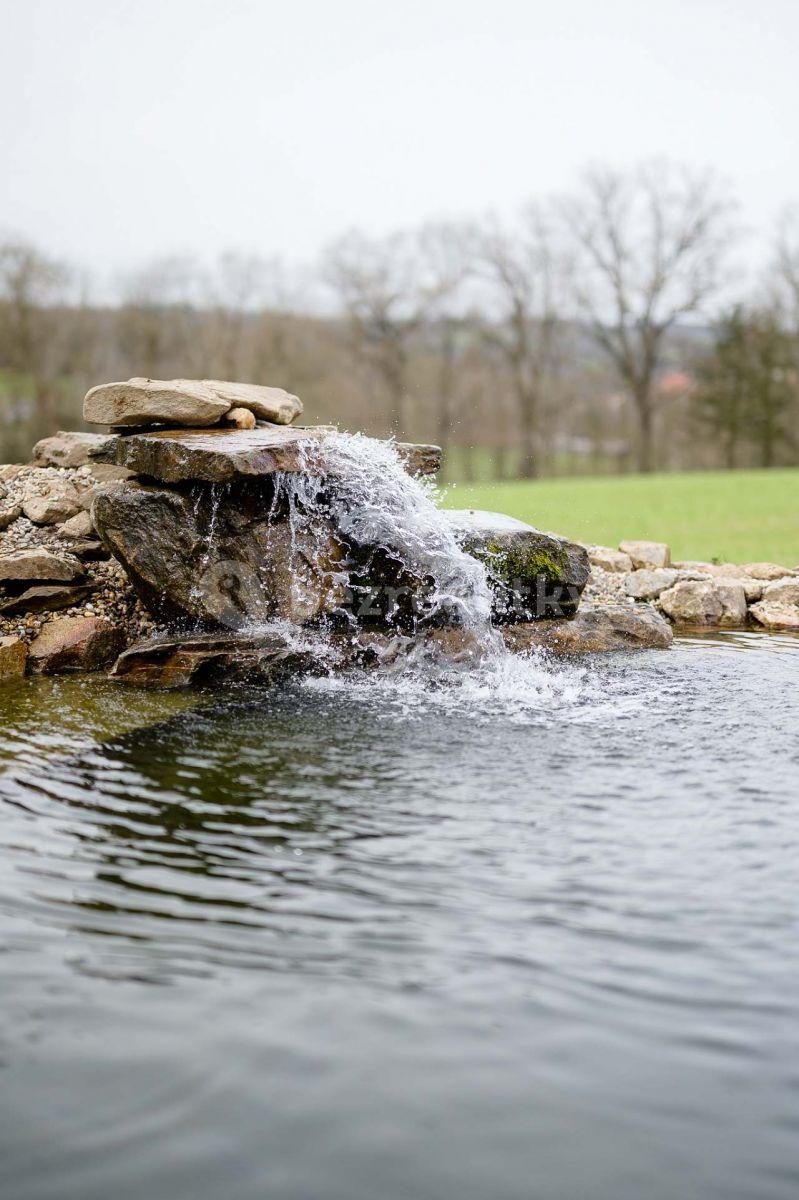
[442,468,799,566]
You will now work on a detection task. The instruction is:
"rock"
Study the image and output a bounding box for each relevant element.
[502,604,673,655]
[92,481,345,627]
[33,430,117,468]
[0,465,23,482]
[749,601,799,630]
[0,549,83,584]
[736,577,764,603]
[623,568,678,600]
[445,510,589,620]
[111,631,318,689]
[658,580,723,625]
[762,578,799,607]
[0,582,98,615]
[83,378,232,427]
[64,539,108,561]
[741,562,796,581]
[714,580,748,626]
[28,616,126,673]
[113,426,328,483]
[619,540,671,570]
[59,510,95,538]
[0,503,22,530]
[225,406,257,430]
[22,478,82,525]
[201,381,302,425]
[0,635,27,680]
[82,462,133,483]
[588,545,633,573]
[394,443,442,476]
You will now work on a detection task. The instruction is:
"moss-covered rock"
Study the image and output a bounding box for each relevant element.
[444,510,590,621]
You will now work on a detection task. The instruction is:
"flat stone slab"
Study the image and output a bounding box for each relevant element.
[111,631,320,688]
[113,427,441,483]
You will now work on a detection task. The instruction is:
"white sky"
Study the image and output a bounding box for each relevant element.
[2,0,797,292]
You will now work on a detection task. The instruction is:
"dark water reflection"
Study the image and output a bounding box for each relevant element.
[1,632,798,1199]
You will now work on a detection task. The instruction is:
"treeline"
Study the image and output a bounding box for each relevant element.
[1,161,798,477]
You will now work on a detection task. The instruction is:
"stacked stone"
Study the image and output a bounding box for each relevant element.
[584,540,799,631]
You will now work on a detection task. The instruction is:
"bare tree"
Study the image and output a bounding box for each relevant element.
[472,204,567,478]
[772,205,799,333]
[562,162,735,472]
[0,233,73,437]
[323,228,461,435]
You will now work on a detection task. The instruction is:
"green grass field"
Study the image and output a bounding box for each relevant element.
[442,468,799,565]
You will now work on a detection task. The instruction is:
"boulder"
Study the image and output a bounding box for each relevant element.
[22,478,82,525]
[92,481,345,627]
[714,580,748,626]
[658,580,723,625]
[741,562,796,581]
[201,381,302,425]
[58,509,95,538]
[761,578,799,607]
[445,510,589,620]
[0,582,98,616]
[83,378,232,427]
[0,549,82,583]
[749,601,799,630]
[623,568,677,600]
[0,503,21,530]
[33,430,117,468]
[502,604,673,655]
[0,465,22,482]
[619,540,671,570]
[0,635,27,680]
[111,631,318,689]
[27,616,126,673]
[588,545,633,573]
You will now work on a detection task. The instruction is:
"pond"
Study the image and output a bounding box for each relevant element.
[1,631,798,1200]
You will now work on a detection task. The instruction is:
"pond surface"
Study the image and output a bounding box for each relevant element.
[1,632,798,1200]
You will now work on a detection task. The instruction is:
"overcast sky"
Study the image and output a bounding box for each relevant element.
[2,0,797,291]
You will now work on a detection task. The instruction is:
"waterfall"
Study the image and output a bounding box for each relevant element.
[271,431,501,650]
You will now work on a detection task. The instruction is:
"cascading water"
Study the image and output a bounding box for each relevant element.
[272,431,499,646]
[264,431,600,719]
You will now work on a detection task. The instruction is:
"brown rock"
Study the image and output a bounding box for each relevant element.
[83,378,232,427]
[0,583,98,616]
[762,578,799,607]
[749,601,799,630]
[0,635,28,680]
[394,443,442,477]
[0,503,22,530]
[714,580,748,626]
[225,406,257,430]
[33,430,117,468]
[22,478,82,525]
[92,481,345,627]
[623,568,678,600]
[59,510,95,538]
[28,616,126,673]
[588,545,633,573]
[658,580,723,625]
[111,630,317,689]
[113,426,327,484]
[0,549,82,583]
[502,604,673,655]
[741,562,796,581]
[619,540,671,570]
